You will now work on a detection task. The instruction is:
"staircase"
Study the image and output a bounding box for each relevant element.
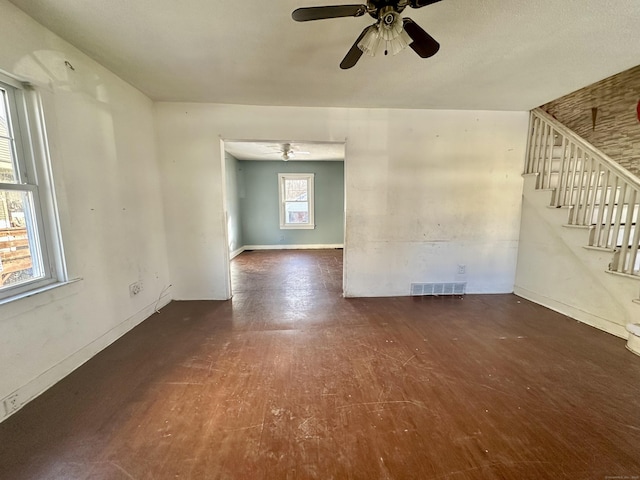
[515,108,640,351]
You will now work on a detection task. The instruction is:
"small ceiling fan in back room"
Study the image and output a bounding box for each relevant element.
[292,0,443,69]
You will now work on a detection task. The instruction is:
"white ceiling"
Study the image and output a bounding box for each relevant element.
[8,0,640,111]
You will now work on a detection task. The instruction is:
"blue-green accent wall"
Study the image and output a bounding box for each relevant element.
[238,160,344,246]
[224,152,244,253]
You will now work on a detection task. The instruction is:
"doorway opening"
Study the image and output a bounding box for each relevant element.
[220,140,346,298]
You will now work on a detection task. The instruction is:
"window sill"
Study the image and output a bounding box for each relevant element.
[279,224,316,230]
[0,278,84,320]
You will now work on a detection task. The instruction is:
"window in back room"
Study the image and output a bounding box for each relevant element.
[278,173,315,229]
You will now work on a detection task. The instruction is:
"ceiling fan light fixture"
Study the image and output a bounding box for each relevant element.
[377,9,412,56]
[386,28,412,55]
[282,143,292,161]
[359,9,413,58]
[357,26,381,56]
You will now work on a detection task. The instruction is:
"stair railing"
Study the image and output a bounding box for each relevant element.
[526,108,640,277]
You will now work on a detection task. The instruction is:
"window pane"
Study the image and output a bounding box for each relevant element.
[0,87,17,183]
[0,88,10,138]
[285,201,309,224]
[0,137,17,183]
[284,178,308,201]
[279,173,314,229]
[0,189,44,289]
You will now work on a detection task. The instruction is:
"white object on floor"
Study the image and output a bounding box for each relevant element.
[626,323,640,356]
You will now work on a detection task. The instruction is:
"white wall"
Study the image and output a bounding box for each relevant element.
[0,1,171,418]
[155,103,528,299]
[515,176,636,338]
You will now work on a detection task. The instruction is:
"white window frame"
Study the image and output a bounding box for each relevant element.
[278,173,315,230]
[0,73,65,302]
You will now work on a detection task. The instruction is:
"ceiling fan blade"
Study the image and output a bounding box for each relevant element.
[292,5,367,22]
[403,18,440,58]
[340,25,372,69]
[409,0,443,8]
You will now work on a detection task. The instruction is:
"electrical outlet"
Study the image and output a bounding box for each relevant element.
[129,281,143,297]
[3,393,19,415]
[457,264,467,275]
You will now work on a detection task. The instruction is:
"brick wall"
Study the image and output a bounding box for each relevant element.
[541,65,640,177]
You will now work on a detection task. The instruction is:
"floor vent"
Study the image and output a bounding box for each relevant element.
[410,282,467,296]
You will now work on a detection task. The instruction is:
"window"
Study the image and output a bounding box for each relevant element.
[278,173,315,229]
[0,77,63,301]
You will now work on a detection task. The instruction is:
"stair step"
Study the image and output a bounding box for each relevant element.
[592,222,637,227]
[609,248,640,274]
[569,204,639,226]
[605,270,640,281]
[563,224,591,230]
[531,155,567,163]
[531,132,563,148]
[531,145,566,156]
[590,223,639,249]
[537,172,606,191]
[583,245,615,252]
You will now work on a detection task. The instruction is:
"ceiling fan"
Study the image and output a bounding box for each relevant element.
[270,143,311,161]
[292,0,442,69]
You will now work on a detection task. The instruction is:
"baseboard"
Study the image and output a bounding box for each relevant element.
[514,286,628,339]
[230,247,245,259]
[243,244,343,251]
[0,293,173,423]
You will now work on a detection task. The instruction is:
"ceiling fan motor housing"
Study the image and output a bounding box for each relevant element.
[382,11,395,25]
[367,0,407,18]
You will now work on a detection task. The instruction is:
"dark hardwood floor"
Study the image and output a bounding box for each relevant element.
[1,249,639,479]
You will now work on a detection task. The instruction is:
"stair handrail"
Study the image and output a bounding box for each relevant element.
[531,108,640,188]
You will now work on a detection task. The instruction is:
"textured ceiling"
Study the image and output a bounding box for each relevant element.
[8,0,640,110]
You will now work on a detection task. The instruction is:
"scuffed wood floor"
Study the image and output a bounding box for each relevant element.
[1,249,640,479]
